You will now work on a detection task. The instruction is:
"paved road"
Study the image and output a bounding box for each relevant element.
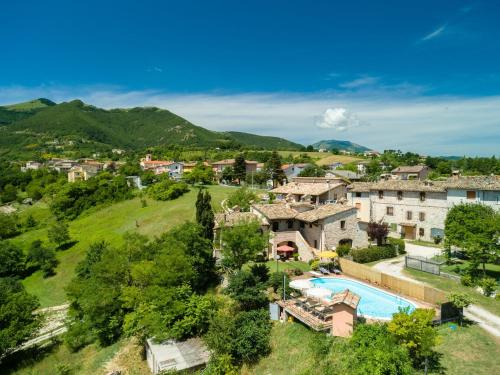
[373,243,500,338]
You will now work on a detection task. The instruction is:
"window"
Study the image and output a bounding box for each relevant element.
[419,228,425,237]
[300,221,305,229]
[355,192,362,198]
[314,240,318,248]
[355,202,361,210]
[272,222,279,231]
[333,193,338,200]
[406,211,412,220]
[340,220,346,230]
[420,192,426,201]
[386,206,394,216]
[378,190,384,199]
[419,212,425,221]
[287,220,293,229]
[466,190,476,200]
[397,191,403,200]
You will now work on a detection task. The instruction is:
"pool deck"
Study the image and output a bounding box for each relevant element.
[294,271,436,312]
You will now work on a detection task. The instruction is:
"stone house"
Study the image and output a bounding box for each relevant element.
[210,159,258,174]
[391,165,431,180]
[271,177,347,205]
[67,165,99,182]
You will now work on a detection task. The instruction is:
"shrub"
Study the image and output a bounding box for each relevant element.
[433,235,443,245]
[291,268,303,276]
[336,244,351,257]
[293,253,299,261]
[351,245,397,264]
[480,277,497,297]
[310,260,320,270]
[387,237,405,254]
[148,180,189,201]
[460,274,474,287]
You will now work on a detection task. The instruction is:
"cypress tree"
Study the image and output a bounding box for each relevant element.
[195,188,204,223]
[233,153,247,184]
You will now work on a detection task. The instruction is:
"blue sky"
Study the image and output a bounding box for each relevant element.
[1,0,499,155]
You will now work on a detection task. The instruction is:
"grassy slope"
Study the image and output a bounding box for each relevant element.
[224,131,303,150]
[13,185,233,307]
[243,322,500,375]
[404,268,500,316]
[277,150,363,165]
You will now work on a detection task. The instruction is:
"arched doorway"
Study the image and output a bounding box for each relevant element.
[339,238,353,248]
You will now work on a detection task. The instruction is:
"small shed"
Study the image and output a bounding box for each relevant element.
[145,337,210,374]
[330,289,360,337]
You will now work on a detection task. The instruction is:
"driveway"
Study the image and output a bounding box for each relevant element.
[372,242,500,338]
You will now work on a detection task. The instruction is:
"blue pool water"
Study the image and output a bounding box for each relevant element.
[310,278,416,319]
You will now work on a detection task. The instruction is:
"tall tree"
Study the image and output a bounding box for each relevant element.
[48,220,71,248]
[233,154,247,184]
[196,190,215,241]
[367,222,389,246]
[0,241,25,277]
[445,203,499,275]
[266,151,286,187]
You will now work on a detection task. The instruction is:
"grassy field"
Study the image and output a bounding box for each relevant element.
[439,260,500,281]
[404,268,500,316]
[408,239,444,248]
[242,321,500,375]
[277,150,363,165]
[12,185,234,307]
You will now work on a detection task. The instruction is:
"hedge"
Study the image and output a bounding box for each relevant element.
[386,237,406,254]
[351,245,397,264]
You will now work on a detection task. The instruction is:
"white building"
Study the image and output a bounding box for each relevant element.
[347,176,500,242]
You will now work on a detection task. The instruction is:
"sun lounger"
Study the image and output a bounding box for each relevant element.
[333,268,341,275]
[319,267,331,275]
[309,271,322,277]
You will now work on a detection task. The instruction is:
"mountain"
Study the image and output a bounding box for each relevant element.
[0,99,302,157]
[312,139,371,153]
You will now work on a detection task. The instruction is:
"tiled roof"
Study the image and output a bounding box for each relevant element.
[348,176,500,192]
[252,204,298,220]
[272,182,344,196]
[392,165,428,173]
[214,212,266,229]
[212,159,258,165]
[443,176,500,191]
[295,204,354,223]
[330,289,360,309]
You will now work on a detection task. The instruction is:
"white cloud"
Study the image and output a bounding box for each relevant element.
[339,76,379,89]
[420,24,447,42]
[0,85,499,156]
[315,108,363,131]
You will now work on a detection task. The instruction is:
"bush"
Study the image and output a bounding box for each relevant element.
[310,260,320,270]
[293,253,299,261]
[480,277,497,297]
[460,274,474,287]
[387,237,406,254]
[336,244,351,257]
[148,179,189,201]
[351,245,397,264]
[433,235,443,245]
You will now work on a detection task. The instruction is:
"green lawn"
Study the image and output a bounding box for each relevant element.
[264,260,311,273]
[408,239,444,248]
[439,260,500,281]
[242,321,500,375]
[404,268,500,316]
[12,185,233,307]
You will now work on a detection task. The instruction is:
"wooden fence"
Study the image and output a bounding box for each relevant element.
[338,258,446,305]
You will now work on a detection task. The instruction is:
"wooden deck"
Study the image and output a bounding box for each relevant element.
[277,300,331,332]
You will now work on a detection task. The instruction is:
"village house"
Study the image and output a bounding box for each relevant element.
[347,176,500,241]
[326,170,364,182]
[182,161,210,174]
[21,161,42,172]
[391,165,431,180]
[49,158,80,173]
[211,159,258,174]
[140,154,183,179]
[67,164,99,182]
[271,177,347,205]
[281,163,309,179]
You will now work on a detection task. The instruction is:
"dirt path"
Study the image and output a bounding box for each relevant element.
[372,243,500,338]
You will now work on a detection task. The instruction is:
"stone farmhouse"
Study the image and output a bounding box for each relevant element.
[391,165,431,180]
[347,176,500,242]
[271,177,347,205]
[211,159,258,174]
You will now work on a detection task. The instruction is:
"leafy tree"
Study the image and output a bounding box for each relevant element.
[0,241,25,277]
[388,308,439,369]
[226,187,258,212]
[0,278,41,357]
[249,263,270,283]
[0,213,20,239]
[298,164,326,177]
[233,154,247,184]
[1,184,18,203]
[447,292,472,325]
[225,270,268,311]
[221,166,235,183]
[25,213,37,228]
[75,241,109,279]
[184,163,215,185]
[196,190,215,241]
[345,323,413,375]
[445,203,499,275]
[306,145,314,152]
[221,220,268,270]
[147,178,189,201]
[266,151,286,187]
[48,220,71,248]
[205,354,239,375]
[367,222,389,246]
[27,240,58,277]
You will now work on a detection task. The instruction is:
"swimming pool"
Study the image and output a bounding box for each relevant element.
[310,278,416,319]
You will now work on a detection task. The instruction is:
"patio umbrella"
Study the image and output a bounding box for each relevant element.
[277,244,295,252]
[319,251,338,259]
[305,287,332,300]
[289,279,313,290]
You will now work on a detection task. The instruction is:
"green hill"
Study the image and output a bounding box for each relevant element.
[312,139,371,153]
[0,99,302,156]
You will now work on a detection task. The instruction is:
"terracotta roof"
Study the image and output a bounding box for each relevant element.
[214,212,267,229]
[443,176,500,191]
[330,289,360,309]
[142,160,174,166]
[211,159,258,165]
[272,182,344,196]
[348,180,447,192]
[392,165,428,173]
[252,203,298,220]
[295,204,354,223]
